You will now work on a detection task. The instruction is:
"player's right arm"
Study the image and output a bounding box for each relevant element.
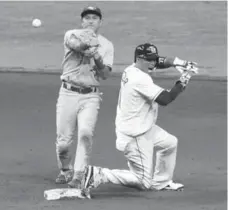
[64,31,89,52]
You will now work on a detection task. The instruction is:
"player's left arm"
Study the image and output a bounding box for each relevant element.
[93,42,114,80]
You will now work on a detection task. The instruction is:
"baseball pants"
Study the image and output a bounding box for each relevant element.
[56,86,101,180]
[100,125,178,190]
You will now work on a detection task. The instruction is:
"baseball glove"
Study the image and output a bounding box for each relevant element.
[77,29,99,49]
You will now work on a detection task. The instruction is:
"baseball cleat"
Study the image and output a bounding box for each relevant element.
[81,188,92,199]
[84,165,104,189]
[68,177,92,199]
[81,165,105,199]
[55,170,73,184]
[161,181,184,191]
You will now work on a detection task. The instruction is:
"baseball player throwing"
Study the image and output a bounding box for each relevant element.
[80,43,198,198]
[55,6,114,189]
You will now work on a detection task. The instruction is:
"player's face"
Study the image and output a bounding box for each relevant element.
[148,60,157,70]
[81,14,102,33]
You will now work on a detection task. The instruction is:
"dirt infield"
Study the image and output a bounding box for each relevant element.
[0,73,226,210]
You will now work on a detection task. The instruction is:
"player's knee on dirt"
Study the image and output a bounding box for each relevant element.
[133,174,152,190]
[133,168,153,190]
[141,178,153,190]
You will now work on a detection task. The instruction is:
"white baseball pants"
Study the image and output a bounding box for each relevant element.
[101,125,178,190]
[56,86,101,180]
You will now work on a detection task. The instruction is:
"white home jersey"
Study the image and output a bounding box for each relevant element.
[115,64,164,137]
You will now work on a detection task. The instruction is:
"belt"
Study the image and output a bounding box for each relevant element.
[62,82,98,94]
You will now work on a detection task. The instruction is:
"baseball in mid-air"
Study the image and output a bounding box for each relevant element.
[32,18,42,28]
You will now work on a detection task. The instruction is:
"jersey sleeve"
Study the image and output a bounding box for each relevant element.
[103,42,114,68]
[133,76,164,101]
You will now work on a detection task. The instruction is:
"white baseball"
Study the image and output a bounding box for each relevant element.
[32,19,42,28]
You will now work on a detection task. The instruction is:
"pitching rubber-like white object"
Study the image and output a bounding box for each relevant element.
[44,188,85,200]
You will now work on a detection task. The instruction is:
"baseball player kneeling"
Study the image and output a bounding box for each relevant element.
[81,43,198,198]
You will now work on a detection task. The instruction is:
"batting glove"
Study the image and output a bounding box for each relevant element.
[175,61,199,74]
[174,57,199,74]
[178,71,192,87]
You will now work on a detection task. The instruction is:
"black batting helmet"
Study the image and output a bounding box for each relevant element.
[134,43,159,62]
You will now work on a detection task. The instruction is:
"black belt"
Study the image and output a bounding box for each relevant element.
[62,82,98,94]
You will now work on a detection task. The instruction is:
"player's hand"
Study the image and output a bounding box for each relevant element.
[82,46,99,58]
[178,71,192,87]
[175,61,199,74]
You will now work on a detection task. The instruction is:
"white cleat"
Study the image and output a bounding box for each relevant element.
[161,181,184,191]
